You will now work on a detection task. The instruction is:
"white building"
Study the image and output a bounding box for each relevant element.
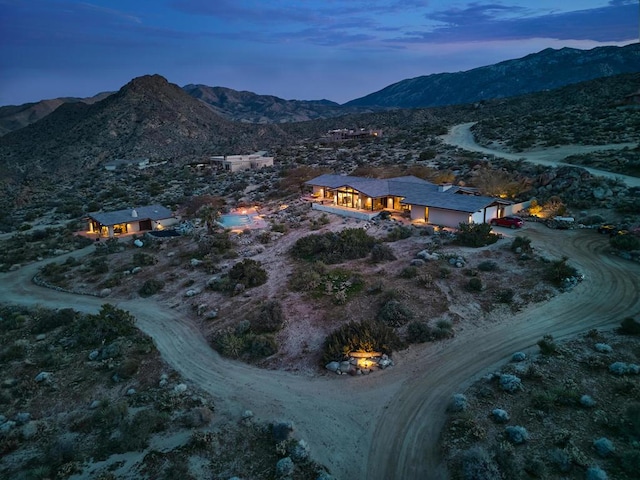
[211,151,274,172]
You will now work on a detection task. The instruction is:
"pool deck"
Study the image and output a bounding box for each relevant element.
[218,208,268,230]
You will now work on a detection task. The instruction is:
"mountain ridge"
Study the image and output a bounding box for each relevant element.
[345,43,640,108]
[3,44,637,136]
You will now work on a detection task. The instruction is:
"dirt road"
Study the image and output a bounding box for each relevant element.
[441,122,640,188]
[1,224,639,479]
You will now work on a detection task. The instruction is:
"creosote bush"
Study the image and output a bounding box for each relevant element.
[619,317,640,335]
[544,256,578,286]
[537,334,558,355]
[290,228,376,264]
[139,279,165,297]
[456,222,499,247]
[371,243,396,263]
[511,236,532,253]
[377,299,414,327]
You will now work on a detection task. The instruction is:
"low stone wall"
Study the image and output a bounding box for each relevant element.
[32,274,102,297]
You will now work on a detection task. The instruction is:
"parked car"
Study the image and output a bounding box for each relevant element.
[490,216,524,229]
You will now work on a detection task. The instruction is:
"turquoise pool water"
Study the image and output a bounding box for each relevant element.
[218,214,253,228]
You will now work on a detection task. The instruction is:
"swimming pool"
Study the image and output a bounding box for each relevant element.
[218,214,254,228]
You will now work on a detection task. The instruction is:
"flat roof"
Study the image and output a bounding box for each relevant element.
[89,204,173,226]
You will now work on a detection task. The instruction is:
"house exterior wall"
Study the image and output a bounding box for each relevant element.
[470,205,499,224]
[503,200,530,216]
[410,206,427,221]
[153,218,178,229]
[429,208,470,228]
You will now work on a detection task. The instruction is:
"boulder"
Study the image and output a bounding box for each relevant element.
[134,239,144,247]
[88,350,100,361]
[34,371,53,383]
[275,457,295,477]
[174,383,188,394]
[325,362,339,373]
[99,288,112,298]
[131,266,142,274]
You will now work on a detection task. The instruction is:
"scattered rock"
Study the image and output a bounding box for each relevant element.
[190,258,203,267]
[15,412,31,425]
[325,361,340,373]
[89,400,101,410]
[242,410,254,420]
[134,239,144,247]
[289,439,310,463]
[580,395,596,408]
[511,352,527,362]
[491,408,510,423]
[0,421,16,434]
[594,343,612,353]
[174,383,188,394]
[410,259,426,267]
[88,350,100,361]
[586,466,608,480]
[131,266,142,274]
[99,288,112,297]
[593,437,615,457]
[34,371,53,383]
[449,393,468,412]
[505,425,529,444]
[275,457,295,478]
[35,333,46,341]
[126,388,136,396]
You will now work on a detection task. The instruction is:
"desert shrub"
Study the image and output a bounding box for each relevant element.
[271,223,288,233]
[499,374,523,393]
[288,263,326,292]
[198,231,233,256]
[477,260,498,271]
[505,425,529,444]
[496,288,515,304]
[290,228,376,263]
[467,277,483,292]
[624,402,640,439]
[73,305,137,346]
[385,226,412,242]
[511,236,532,253]
[115,409,169,453]
[433,320,454,339]
[214,329,247,358]
[33,307,77,333]
[248,334,278,358]
[449,393,468,412]
[371,243,396,263]
[132,252,156,266]
[116,358,140,379]
[548,448,572,473]
[322,320,401,363]
[621,450,640,475]
[406,321,432,343]
[544,256,579,286]
[537,334,558,355]
[228,258,268,289]
[610,234,640,251]
[459,446,500,480]
[619,316,640,335]
[456,222,499,247]
[182,406,214,428]
[399,266,418,278]
[89,257,109,274]
[377,299,414,327]
[249,300,284,333]
[0,343,26,362]
[138,279,164,297]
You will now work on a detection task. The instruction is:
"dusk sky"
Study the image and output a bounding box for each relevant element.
[0,0,638,106]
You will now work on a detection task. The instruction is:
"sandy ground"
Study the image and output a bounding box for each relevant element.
[1,222,639,479]
[441,122,640,188]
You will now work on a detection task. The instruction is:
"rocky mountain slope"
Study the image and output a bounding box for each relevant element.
[346,43,640,108]
[184,84,366,123]
[0,92,112,136]
[0,75,290,179]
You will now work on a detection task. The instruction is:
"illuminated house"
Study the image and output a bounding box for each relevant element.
[305,174,514,227]
[87,205,177,238]
[210,151,274,172]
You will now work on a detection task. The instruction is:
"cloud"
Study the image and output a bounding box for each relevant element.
[396,1,638,43]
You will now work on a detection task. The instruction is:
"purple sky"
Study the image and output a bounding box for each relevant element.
[0,0,637,106]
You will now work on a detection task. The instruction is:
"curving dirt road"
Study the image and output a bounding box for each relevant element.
[441,122,640,188]
[1,224,639,479]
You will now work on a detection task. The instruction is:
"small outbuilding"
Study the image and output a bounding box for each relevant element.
[87,204,177,238]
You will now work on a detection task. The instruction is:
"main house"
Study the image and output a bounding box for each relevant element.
[305,174,516,228]
[87,204,177,238]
